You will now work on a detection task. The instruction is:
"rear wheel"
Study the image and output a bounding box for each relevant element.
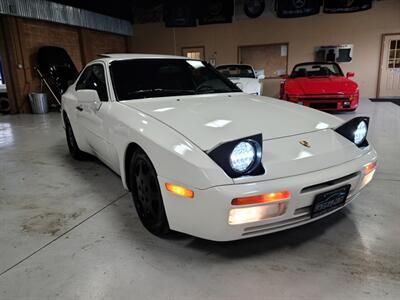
[64,114,88,160]
[129,149,170,236]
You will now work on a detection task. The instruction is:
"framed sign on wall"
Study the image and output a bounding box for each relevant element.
[315,44,354,63]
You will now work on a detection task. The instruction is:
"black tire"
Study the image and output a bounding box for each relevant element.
[0,96,10,114]
[129,149,170,236]
[64,115,89,160]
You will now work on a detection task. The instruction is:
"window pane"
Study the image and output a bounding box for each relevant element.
[76,67,92,90]
[91,65,108,102]
[187,52,201,59]
[216,65,256,78]
[291,63,343,77]
[76,65,108,101]
[390,40,396,50]
[109,59,240,101]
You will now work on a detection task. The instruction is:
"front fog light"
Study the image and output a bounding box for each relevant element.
[230,141,256,172]
[354,121,367,145]
[228,203,287,225]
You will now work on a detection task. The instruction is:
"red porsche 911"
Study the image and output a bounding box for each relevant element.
[280,62,359,111]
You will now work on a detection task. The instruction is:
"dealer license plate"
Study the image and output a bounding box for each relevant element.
[311,185,351,218]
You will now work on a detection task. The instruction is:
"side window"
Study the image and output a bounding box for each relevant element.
[75,64,108,102]
[76,67,92,90]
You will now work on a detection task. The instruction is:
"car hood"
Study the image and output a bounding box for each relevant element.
[228,77,260,93]
[286,76,358,95]
[36,46,78,98]
[120,93,342,151]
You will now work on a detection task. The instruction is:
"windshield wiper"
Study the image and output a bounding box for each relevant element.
[127,88,195,98]
[195,85,234,94]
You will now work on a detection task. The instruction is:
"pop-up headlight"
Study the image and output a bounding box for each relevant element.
[208,134,264,178]
[335,117,369,147]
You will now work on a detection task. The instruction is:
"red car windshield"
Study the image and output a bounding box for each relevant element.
[290,63,344,78]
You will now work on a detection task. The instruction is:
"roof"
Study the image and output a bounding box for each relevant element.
[216,64,253,68]
[99,53,190,61]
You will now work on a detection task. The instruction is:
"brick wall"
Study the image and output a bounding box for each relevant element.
[21,19,84,98]
[80,29,128,63]
[1,16,129,113]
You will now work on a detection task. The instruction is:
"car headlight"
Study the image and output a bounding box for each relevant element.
[208,134,264,178]
[230,141,256,172]
[335,117,369,147]
[354,121,367,145]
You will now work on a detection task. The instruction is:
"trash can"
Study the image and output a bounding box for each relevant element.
[29,92,48,114]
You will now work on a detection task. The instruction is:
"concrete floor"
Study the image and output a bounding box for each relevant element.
[0,98,399,299]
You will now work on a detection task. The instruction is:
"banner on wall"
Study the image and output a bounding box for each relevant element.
[163,0,197,27]
[275,0,321,18]
[323,0,372,13]
[198,0,234,25]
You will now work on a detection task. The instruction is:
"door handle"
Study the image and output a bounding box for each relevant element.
[76,105,83,111]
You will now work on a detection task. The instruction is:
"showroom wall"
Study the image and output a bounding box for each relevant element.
[0,15,129,113]
[130,0,400,98]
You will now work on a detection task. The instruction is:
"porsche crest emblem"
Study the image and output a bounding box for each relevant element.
[299,140,311,148]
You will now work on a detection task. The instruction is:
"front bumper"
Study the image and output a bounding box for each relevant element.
[287,94,359,111]
[159,148,376,241]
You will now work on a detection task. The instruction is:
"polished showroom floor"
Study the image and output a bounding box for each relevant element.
[0,98,399,299]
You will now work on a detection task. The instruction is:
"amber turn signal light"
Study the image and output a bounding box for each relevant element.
[364,161,377,175]
[232,191,291,206]
[165,183,194,198]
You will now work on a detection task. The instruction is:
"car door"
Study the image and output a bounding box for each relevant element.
[75,63,112,164]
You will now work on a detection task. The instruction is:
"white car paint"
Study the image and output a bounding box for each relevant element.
[216,64,264,95]
[62,54,377,241]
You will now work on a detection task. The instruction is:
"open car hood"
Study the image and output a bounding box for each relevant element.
[36,46,78,99]
[121,93,343,151]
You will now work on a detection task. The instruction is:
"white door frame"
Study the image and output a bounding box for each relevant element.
[377,33,400,98]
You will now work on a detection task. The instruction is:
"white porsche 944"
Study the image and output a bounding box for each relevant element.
[61,54,377,241]
[216,64,265,95]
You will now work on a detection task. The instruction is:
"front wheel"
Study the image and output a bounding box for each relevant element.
[129,149,170,236]
[64,115,89,160]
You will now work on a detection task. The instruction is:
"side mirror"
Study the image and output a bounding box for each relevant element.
[77,89,102,110]
[346,72,355,78]
[257,74,265,80]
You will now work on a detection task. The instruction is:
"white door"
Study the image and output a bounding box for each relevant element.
[75,64,111,164]
[379,34,400,97]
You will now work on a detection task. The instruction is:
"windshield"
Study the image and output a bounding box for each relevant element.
[290,63,343,78]
[216,65,256,79]
[109,59,241,100]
